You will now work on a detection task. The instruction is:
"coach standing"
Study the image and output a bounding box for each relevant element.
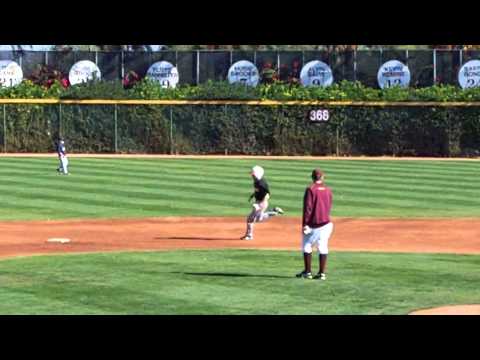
[296,169,333,280]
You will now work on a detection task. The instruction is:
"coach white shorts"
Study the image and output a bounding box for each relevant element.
[302,222,334,255]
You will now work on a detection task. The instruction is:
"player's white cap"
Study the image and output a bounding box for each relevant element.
[251,165,264,180]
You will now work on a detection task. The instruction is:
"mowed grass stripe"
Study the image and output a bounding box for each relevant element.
[0,172,255,205]
[69,158,480,179]
[333,187,480,208]
[46,169,480,201]
[0,182,226,216]
[4,156,479,171]
[1,158,480,220]
[1,197,95,218]
[0,250,479,314]
[1,162,478,205]
[6,161,479,195]
[0,180,248,213]
[330,179,480,198]
[99,158,479,176]
[0,169,261,205]
[4,159,479,189]
[0,181,442,217]
[0,176,471,218]
[4,167,477,211]
[2,161,478,203]
[68,160,480,181]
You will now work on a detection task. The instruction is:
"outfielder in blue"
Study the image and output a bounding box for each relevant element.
[56,138,69,175]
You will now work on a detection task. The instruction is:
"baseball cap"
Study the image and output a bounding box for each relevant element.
[312,168,324,180]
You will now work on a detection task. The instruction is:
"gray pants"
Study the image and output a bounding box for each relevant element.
[58,156,69,174]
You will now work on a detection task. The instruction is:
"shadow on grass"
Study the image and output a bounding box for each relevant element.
[171,271,293,279]
[155,236,243,241]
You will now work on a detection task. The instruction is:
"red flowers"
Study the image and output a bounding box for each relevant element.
[29,65,70,89]
[123,71,140,89]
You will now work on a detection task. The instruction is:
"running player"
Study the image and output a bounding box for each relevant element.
[241,165,284,240]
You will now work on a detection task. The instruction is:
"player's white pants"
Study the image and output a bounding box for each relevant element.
[302,222,334,255]
[59,156,69,174]
[245,200,277,237]
[247,200,270,223]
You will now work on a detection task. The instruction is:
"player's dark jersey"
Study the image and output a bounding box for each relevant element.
[56,143,66,157]
[253,178,270,201]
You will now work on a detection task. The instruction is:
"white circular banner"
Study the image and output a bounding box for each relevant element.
[458,60,480,89]
[146,61,179,88]
[69,60,101,85]
[300,60,334,87]
[228,60,259,87]
[0,60,23,87]
[377,60,410,89]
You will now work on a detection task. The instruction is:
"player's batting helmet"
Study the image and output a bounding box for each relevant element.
[251,165,264,180]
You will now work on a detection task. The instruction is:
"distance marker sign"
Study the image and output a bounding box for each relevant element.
[309,109,330,122]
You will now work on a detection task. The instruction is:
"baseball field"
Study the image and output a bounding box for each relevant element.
[0,155,479,314]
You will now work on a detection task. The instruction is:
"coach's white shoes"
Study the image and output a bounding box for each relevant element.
[313,273,326,280]
[241,235,253,241]
[296,271,313,279]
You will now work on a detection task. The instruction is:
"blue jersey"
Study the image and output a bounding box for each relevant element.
[57,143,67,157]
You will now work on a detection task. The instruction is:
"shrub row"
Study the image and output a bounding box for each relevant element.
[2,79,480,101]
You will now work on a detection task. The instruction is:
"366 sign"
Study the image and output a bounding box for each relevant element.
[309,109,330,122]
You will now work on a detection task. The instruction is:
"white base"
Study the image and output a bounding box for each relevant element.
[46,238,71,244]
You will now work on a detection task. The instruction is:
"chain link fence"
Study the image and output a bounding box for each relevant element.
[0,49,476,87]
[2,103,480,157]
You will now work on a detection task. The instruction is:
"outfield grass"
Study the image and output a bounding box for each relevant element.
[0,157,479,220]
[0,250,479,315]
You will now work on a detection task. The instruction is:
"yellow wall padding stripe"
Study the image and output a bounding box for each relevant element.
[1,99,480,106]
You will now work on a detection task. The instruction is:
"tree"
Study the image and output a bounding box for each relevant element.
[101,45,154,51]
[461,45,480,50]
[52,45,155,52]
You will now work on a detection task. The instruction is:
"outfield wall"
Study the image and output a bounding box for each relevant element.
[1,100,480,157]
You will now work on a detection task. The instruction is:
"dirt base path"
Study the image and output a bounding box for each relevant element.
[1,217,479,260]
[410,305,480,315]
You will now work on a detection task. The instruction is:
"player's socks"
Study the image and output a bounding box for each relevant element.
[320,254,327,274]
[245,223,253,238]
[304,253,312,274]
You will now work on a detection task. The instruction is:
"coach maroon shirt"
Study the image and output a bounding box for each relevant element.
[302,182,333,228]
